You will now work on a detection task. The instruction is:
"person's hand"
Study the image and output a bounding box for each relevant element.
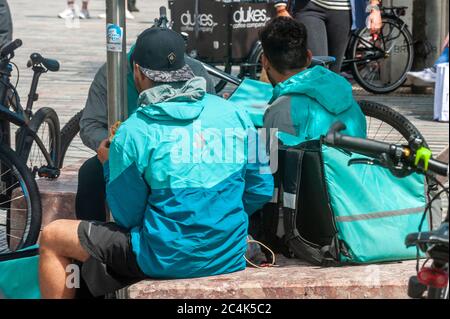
[368,8,382,36]
[97,139,110,164]
[109,121,122,142]
[275,4,291,18]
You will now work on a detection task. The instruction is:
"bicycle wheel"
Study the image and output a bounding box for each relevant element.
[428,285,449,299]
[16,107,61,175]
[212,62,233,94]
[59,110,95,168]
[247,45,264,81]
[350,18,414,94]
[359,100,427,146]
[0,144,41,254]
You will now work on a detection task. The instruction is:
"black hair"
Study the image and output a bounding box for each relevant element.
[260,17,309,74]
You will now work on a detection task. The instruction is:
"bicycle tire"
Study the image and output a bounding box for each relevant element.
[0,144,42,253]
[247,45,263,80]
[358,99,427,145]
[59,110,83,169]
[16,107,61,171]
[428,286,447,299]
[350,18,414,94]
[214,62,233,93]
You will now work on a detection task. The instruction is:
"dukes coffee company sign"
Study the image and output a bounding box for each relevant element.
[180,11,218,33]
[169,0,275,63]
[178,5,271,33]
[232,6,271,29]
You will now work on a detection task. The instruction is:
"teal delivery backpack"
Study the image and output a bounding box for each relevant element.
[275,140,431,266]
[0,245,40,299]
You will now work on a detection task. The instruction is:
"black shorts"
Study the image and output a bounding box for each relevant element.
[77,221,147,297]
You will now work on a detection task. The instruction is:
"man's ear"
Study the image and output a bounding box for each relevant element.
[305,49,313,68]
[261,54,270,71]
[134,63,143,81]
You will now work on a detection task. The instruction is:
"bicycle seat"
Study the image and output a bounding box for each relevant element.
[27,53,60,72]
[311,56,336,68]
[405,222,449,248]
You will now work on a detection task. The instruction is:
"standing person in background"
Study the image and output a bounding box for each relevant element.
[0,0,12,49]
[274,0,382,73]
[58,0,90,19]
[128,0,139,12]
[407,34,449,85]
[99,0,135,20]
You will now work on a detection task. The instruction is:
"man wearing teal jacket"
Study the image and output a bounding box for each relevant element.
[261,17,366,147]
[76,41,214,223]
[38,28,274,298]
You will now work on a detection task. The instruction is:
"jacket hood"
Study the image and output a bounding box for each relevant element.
[271,66,354,115]
[137,77,206,121]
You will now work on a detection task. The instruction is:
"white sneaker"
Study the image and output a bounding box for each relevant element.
[407,67,437,84]
[58,7,75,19]
[79,9,90,19]
[126,10,135,20]
[98,11,134,20]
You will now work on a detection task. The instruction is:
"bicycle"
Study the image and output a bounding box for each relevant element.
[169,1,413,95]
[1,39,61,253]
[323,121,448,299]
[341,6,414,94]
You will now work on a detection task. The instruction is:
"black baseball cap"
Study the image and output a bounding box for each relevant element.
[132,28,195,83]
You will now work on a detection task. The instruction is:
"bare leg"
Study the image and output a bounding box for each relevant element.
[39,220,90,299]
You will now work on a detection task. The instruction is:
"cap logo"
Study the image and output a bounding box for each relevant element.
[168,52,176,65]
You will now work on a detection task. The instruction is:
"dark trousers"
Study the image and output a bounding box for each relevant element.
[75,156,108,298]
[76,156,107,222]
[295,1,352,73]
[0,0,12,49]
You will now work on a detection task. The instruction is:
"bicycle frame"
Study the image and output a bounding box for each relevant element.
[0,58,58,170]
[342,6,410,67]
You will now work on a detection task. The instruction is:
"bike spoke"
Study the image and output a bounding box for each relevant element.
[0,194,25,206]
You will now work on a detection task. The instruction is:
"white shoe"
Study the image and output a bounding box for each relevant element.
[126,10,135,20]
[58,7,75,19]
[407,67,437,84]
[98,11,134,20]
[79,9,90,19]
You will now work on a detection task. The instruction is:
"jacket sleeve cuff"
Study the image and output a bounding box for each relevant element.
[103,160,110,183]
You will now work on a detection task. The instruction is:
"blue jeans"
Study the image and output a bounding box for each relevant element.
[435,47,449,65]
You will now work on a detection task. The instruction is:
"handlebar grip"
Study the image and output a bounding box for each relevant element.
[28,53,60,72]
[160,6,167,18]
[42,58,60,72]
[336,135,393,157]
[427,159,449,177]
[0,39,23,58]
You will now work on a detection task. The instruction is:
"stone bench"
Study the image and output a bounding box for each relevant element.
[10,162,436,299]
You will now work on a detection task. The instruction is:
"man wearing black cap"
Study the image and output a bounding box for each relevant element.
[38,27,273,298]
[75,27,215,224]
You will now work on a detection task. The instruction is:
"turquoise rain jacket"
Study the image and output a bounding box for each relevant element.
[104,77,274,279]
[263,66,367,146]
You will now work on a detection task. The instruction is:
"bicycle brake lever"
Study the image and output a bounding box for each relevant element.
[348,158,381,167]
[348,155,413,178]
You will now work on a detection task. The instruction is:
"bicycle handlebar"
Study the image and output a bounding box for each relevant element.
[27,53,60,72]
[157,6,169,29]
[0,39,23,59]
[324,121,449,177]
